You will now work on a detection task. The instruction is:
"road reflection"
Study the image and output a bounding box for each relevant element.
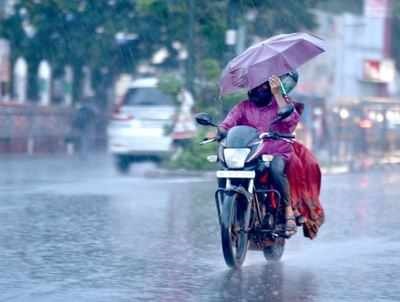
[3,157,400,301]
[215,262,317,302]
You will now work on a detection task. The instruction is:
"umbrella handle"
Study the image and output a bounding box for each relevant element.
[278,78,288,97]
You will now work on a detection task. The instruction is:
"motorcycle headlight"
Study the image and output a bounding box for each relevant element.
[223,148,251,169]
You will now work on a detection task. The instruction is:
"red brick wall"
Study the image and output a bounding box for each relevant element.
[0,102,73,154]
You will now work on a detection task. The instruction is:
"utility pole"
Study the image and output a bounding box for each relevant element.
[225,0,238,63]
[185,0,195,95]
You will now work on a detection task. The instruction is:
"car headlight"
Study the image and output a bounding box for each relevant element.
[223,148,251,169]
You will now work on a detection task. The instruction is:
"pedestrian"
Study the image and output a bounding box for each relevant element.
[172,88,196,147]
[71,97,98,158]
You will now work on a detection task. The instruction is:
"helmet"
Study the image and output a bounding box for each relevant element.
[279,70,299,95]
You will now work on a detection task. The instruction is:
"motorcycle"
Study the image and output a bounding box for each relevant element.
[195,111,298,268]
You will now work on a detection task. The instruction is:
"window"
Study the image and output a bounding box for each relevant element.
[123,88,174,106]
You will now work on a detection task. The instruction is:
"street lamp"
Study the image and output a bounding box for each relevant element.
[339,108,350,119]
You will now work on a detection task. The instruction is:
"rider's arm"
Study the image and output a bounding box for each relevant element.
[269,76,300,133]
[219,102,244,131]
[274,100,300,133]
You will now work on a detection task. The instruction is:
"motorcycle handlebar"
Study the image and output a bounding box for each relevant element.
[199,132,294,145]
[259,132,295,140]
[200,137,217,145]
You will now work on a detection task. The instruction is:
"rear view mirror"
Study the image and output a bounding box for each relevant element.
[195,113,218,127]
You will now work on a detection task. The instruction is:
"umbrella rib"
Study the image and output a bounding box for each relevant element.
[219,32,325,95]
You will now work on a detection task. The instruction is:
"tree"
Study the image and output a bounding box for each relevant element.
[1,1,140,102]
[0,0,322,104]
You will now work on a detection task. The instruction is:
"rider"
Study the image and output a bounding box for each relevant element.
[217,72,300,236]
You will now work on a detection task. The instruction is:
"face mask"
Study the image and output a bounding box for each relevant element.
[248,83,273,106]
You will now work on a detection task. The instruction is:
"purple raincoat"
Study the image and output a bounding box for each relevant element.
[219,98,300,161]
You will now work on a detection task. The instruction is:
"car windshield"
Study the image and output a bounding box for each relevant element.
[123,88,174,106]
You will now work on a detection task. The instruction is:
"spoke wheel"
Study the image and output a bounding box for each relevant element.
[220,192,249,268]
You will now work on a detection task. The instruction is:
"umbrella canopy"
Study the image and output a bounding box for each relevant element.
[219,32,326,95]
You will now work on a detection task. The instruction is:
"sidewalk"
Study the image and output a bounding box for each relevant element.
[144,154,400,178]
[322,152,400,174]
[3,152,399,179]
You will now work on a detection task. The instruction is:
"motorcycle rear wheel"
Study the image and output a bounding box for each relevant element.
[114,155,130,174]
[220,192,249,268]
[263,237,285,261]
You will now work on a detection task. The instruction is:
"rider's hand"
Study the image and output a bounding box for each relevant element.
[269,75,282,97]
[216,127,227,141]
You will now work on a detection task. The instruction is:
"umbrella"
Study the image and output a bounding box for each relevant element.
[219,32,326,95]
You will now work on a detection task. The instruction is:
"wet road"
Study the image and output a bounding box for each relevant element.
[1,156,400,301]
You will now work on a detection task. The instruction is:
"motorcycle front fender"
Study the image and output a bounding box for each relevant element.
[215,185,252,229]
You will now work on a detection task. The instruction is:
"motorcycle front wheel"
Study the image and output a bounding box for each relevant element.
[220,192,249,268]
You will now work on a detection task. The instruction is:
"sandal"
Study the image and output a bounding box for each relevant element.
[285,216,297,237]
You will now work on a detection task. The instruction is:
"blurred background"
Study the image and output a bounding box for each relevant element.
[0,0,399,172]
[3,1,400,301]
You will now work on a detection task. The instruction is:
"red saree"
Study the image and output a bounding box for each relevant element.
[286,141,325,239]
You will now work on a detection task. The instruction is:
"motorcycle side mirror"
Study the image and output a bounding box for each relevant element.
[195,112,218,127]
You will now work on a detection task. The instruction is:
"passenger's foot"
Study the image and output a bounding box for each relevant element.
[285,216,297,237]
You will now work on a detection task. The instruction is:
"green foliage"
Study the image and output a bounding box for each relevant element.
[0,0,321,102]
[317,0,362,14]
[158,74,183,100]
[221,91,247,114]
[136,0,158,11]
[168,130,218,170]
[195,57,221,116]
[199,58,221,81]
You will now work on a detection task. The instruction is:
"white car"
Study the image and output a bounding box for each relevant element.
[107,78,176,173]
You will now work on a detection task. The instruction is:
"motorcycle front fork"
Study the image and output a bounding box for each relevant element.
[214,179,254,231]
